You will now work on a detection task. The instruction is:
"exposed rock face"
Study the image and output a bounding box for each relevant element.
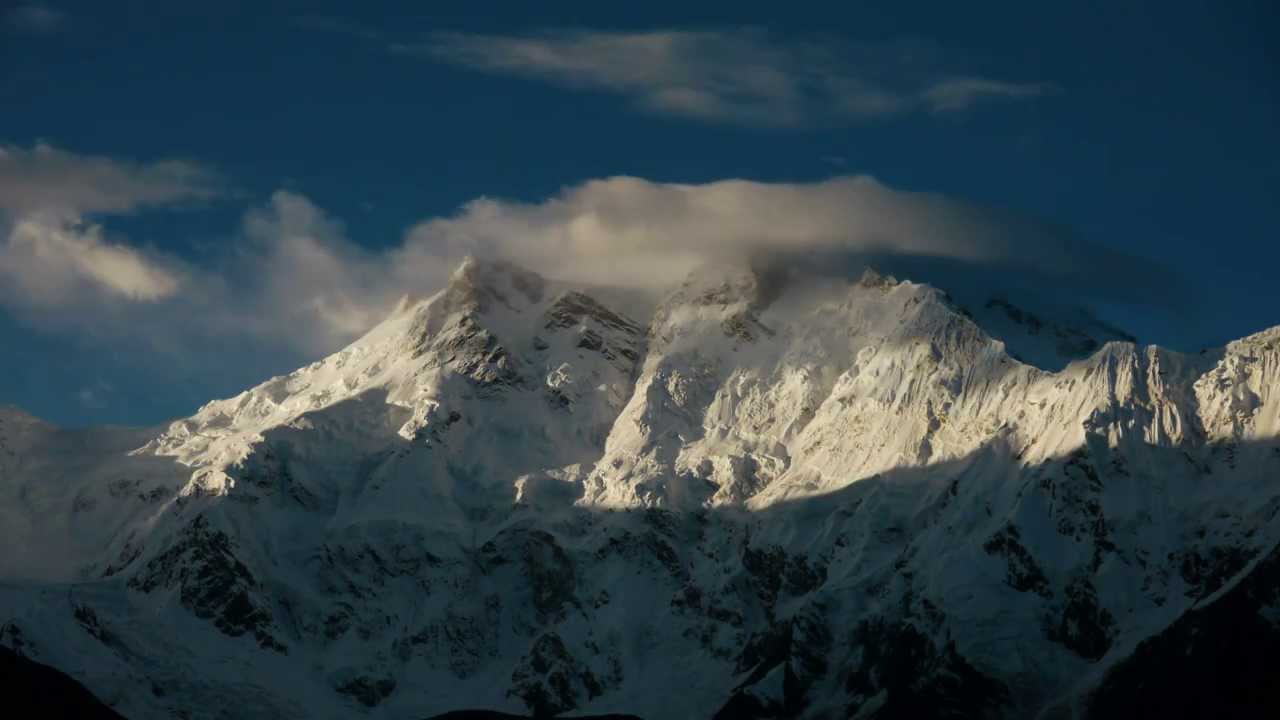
[127,515,286,653]
[1,258,1279,719]
[508,632,605,717]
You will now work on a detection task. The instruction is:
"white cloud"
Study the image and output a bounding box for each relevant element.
[234,190,417,351]
[401,29,1051,126]
[0,143,218,217]
[0,144,215,311]
[3,4,64,35]
[0,216,180,305]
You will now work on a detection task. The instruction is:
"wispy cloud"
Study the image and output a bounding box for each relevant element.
[0,144,217,309]
[76,380,115,410]
[397,29,1053,126]
[3,4,65,35]
[922,77,1056,112]
[0,143,219,217]
[1,217,181,304]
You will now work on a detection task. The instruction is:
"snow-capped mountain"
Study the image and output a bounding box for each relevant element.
[1,256,1278,719]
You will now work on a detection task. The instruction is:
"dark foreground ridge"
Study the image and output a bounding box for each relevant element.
[1087,540,1280,719]
[422,707,640,712]
[1,646,127,719]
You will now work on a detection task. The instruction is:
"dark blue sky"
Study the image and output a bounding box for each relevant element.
[2,1,1278,425]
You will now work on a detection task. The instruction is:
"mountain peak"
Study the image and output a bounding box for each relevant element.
[856,266,899,289]
[447,255,546,305]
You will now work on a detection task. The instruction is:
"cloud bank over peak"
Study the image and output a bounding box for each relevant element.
[188,176,1176,360]
[401,29,1053,126]
[0,156,1179,356]
[0,145,1183,422]
[402,175,1176,309]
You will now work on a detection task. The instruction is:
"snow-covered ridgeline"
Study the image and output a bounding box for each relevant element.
[1,256,1278,719]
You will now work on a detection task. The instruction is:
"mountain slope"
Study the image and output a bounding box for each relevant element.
[1,257,1277,719]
